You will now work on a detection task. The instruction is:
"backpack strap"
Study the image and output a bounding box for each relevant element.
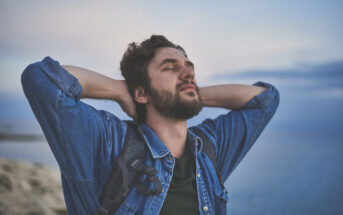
[96,121,163,215]
[190,127,217,169]
[190,127,224,187]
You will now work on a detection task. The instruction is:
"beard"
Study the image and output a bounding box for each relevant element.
[148,81,203,120]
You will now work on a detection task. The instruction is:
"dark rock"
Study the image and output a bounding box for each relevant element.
[0,173,12,192]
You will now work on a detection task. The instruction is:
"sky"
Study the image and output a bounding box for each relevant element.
[1,0,343,133]
[1,0,343,94]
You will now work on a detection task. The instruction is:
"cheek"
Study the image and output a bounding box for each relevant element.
[151,75,177,90]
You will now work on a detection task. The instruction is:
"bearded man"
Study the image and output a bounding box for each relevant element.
[21,35,279,215]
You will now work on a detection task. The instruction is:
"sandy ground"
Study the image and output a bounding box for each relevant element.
[0,158,67,215]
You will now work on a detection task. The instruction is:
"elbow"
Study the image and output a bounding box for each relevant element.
[21,62,43,95]
[268,87,280,116]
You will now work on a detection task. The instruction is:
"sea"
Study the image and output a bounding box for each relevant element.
[1,80,343,214]
[1,127,342,215]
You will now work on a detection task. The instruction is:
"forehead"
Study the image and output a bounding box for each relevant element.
[150,47,187,66]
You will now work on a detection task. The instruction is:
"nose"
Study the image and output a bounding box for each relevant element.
[180,65,194,81]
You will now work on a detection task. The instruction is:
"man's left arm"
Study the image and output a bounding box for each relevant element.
[200,84,267,109]
[196,82,280,182]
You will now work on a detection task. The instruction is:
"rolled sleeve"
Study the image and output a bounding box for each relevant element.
[241,81,279,111]
[39,56,82,98]
[22,56,82,100]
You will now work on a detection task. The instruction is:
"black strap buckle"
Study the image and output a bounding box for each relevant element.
[130,160,163,195]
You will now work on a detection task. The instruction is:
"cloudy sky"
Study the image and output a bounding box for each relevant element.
[1,0,343,133]
[1,0,343,91]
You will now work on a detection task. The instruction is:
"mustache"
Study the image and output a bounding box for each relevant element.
[176,81,199,91]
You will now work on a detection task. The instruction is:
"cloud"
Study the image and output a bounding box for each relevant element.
[313,88,343,99]
[210,60,343,93]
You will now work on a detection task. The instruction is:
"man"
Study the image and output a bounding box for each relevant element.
[21,35,279,214]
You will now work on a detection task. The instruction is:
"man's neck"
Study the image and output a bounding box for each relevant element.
[145,109,188,158]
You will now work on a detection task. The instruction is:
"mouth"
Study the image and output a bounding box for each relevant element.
[179,83,196,91]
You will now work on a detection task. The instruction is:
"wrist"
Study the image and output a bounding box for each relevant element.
[112,80,130,102]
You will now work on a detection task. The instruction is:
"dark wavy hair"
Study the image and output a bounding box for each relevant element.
[120,35,187,123]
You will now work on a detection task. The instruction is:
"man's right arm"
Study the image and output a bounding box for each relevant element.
[21,56,128,182]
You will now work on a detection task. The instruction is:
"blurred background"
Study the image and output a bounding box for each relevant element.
[1,0,342,214]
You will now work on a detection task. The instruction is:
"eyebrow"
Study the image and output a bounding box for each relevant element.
[158,58,194,69]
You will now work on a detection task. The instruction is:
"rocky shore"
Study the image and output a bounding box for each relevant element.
[0,158,66,215]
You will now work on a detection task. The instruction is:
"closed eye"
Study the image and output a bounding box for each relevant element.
[186,61,194,69]
[162,64,179,71]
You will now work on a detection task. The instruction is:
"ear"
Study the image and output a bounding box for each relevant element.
[134,87,148,104]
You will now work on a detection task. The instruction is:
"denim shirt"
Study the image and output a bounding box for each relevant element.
[21,57,279,215]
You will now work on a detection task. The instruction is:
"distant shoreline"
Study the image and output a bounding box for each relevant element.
[0,133,44,142]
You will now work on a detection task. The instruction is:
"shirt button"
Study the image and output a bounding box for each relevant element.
[197,173,201,178]
[168,156,172,161]
[203,206,209,211]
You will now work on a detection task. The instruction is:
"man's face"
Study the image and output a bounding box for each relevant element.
[146,47,202,119]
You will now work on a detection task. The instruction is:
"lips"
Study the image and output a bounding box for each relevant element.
[179,83,196,91]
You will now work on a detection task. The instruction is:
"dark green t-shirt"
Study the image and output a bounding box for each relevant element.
[159,146,200,215]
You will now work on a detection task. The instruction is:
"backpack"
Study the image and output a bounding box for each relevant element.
[95,121,221,215]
